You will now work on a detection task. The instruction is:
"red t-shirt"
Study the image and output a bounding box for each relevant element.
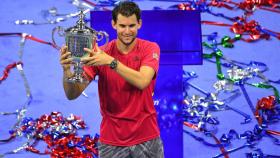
[84,38,160,146]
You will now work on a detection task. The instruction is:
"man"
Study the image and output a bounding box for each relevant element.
[60,1,163,158]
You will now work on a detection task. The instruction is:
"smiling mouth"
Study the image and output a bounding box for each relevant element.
[123,37,132,40]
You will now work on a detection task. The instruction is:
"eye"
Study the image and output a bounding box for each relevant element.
[129,24,136,28]
[119,24,126,28]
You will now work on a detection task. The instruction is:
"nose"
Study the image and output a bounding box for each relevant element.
[124,27,130,34]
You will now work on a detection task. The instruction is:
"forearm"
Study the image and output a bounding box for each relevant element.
[62,70,87,100]
[115,61,152,90]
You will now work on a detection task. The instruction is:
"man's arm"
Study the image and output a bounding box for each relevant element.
[60,46,90,100]
[62,69,90,100]
[115,63,155,90]
[82,47,156,90]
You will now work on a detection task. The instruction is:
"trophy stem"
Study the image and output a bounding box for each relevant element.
[66,62,89,83]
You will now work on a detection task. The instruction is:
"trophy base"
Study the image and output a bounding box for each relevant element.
[66,76,89,84]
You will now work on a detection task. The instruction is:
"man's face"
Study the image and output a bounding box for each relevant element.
[112,14,142,46]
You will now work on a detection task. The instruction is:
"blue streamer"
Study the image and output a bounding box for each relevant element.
[246,148,280,158]
[183,129,227,148]
[239,83,256,113]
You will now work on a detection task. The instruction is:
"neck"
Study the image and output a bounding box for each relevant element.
[116,38,137,54]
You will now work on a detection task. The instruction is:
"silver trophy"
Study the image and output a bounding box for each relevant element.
[58,10,109,83]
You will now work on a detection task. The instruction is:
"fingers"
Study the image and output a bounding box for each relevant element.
[92,39,97,52]
[93,43,103,54]
[84,48,93,54]
[84,47,95,57]
[95,43,101,52]
[81,56,99,66]
[60,56,73,65]
[60,45,68,55]
[84,43,102,56]
[81,56,95,63]
[60,52,71,60]
[83,60,97,66]
[82,43,104,66]
[60,45,72,66]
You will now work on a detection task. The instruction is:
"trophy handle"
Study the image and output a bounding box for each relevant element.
[96,31,109,46]
[52,26,66,50]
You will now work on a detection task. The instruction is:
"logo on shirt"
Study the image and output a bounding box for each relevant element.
[133,56,140,61]
[153,52,159,60]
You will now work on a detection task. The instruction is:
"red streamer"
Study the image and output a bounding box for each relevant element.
[209,0,235,9]
[224,0,280,13]
[210,133,230,158]
[0,62,23,84]
[255,95,276,125]
[178,3,196,10]
[183,122,230,158]
[201,19,276,42]
[266,130,280,136]
[0,33,59,49]
[201,21,232,26]
[82,0,110,11]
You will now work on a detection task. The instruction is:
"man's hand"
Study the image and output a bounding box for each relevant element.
[81,44,114,66]
[60,46,73,71]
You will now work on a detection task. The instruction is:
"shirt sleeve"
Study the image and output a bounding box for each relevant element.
[83,65,99,81]
[141,42,160,79]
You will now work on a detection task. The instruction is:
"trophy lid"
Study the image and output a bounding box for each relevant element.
[65,10,95,35]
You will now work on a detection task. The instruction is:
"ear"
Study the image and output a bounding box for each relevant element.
[111,20,117,30]
[137,19,142,29]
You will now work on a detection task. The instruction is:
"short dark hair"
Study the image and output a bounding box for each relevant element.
[112,1,141,23]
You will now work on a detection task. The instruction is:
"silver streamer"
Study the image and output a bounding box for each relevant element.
[213,79,234,92]
[15,9,90,25]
